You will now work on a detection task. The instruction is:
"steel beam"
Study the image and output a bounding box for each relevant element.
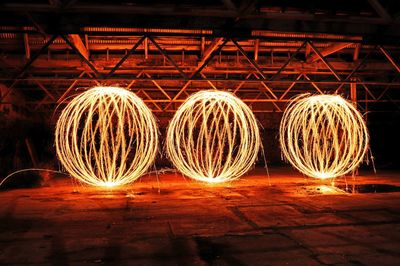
[68,34,89,60]
[33,79,56,101]
[57,71,86,103]
[2,76,400,86]
[302,74,323,94]
[269,42,306,81]
[60,34,100,77]
[307,42,352,63]
[106,36,146,77]
[144,73,172,100]
[231,38,266,79]
[191,38,228,78]
[23,33,30,59]
[368,0,391,21]
[379,46,400,74]
[13,34,58,80]
[335,45,377,93]
[350,77,357,104]
[0,29,398,112]
[138,89,163,111]
[233,73,252,93]
[200,37,223,64]
[253,73,278,100]
[308,41,341,81]
[200,73,218,90]
[279,74,303,100]
[0,80,18,102]
[254,39,259,61]
[360,82,377,100]
[147,35,188,79]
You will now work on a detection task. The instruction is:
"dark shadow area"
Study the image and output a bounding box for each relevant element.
[0,120,57,189]
[368,111,400,170]
[194,237,245,266]
[337,184,400,193]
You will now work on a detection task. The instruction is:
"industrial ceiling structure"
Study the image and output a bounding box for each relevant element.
[0,0,400,117]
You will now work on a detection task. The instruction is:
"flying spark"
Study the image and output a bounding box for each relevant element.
[55,86,158,187]
[166,90,261,183]
[279,94,369,179]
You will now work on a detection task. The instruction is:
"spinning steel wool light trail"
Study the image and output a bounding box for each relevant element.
[279,94,369,179]
[55,86,158,187]
[166,90,261,183]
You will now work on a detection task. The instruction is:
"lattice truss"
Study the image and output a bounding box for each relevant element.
[1,29,400,114]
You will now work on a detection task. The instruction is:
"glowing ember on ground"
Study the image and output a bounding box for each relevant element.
[166,90,261,183]
[279,94,369,180]
[316,185,346,194]
[55,86,158,187]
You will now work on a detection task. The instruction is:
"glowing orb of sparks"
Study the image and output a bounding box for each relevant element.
[166,90,261,183]
[279,94,369,179]
[55,86,158,187]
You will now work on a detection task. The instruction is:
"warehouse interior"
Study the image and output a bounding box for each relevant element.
[1,0,400,265]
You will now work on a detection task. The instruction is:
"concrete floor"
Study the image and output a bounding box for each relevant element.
[1,167,400,265]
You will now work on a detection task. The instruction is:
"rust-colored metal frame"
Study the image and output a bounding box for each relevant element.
[1,32,400,113]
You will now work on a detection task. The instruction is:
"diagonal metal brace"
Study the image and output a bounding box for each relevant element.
[231,38,266,79]
[106,35,146,78]
[60,34,101,78]
[147,35,188,79]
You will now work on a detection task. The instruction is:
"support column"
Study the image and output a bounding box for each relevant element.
[350,77,357,105]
